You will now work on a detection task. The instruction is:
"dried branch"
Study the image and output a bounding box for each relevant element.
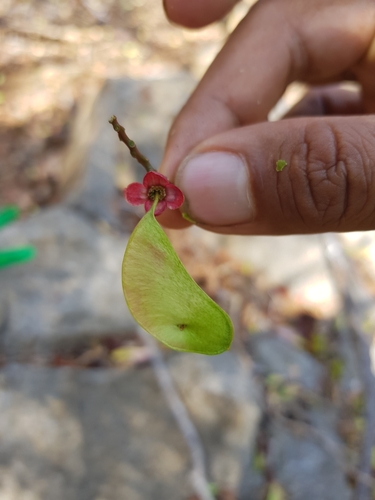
[137,327,215,500]
[322,233,375,500]
[109,116,155,173]
[274,412,375,490]
[354,324,375,499]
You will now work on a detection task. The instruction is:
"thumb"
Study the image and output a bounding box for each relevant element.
[171,116,375,235]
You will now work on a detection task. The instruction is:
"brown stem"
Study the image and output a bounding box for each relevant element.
[109,116,155,173]
[322,233,375,500]
[136,327,214,500]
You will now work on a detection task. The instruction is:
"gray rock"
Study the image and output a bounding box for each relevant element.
[0,353,263,500]
[268,418,351,500]
[240,333,352,500]
[0,207,135,359]
[169,351,261,493]
[0,363,190,500]
[248,333,325,392]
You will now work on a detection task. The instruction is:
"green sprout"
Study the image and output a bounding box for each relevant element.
[276,159,287,172]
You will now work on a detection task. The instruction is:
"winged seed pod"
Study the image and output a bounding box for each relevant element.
[122,200,233,355]
[110,116,233,354]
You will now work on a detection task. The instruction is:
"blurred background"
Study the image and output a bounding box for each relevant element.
[0,1,375,499]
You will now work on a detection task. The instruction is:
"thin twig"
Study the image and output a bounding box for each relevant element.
[274,412,375,490]
[354,322,375,499]
[109,116,155,173]
[322,233,375,500]
[137,328,215,500]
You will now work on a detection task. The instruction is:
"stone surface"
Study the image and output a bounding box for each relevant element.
[0,363,190,500]
[268,419,351,500]
[169,351,260,493]
[0,207,135,359]
[0,353,263,500]
[248,332,325,392]
[240,332,352,500]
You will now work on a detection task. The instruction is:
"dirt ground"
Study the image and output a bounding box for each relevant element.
[0,0,255,210]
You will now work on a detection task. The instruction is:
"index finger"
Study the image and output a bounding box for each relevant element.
[160,0,375,181]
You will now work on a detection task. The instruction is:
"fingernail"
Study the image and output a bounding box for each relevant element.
[177,152,253,225]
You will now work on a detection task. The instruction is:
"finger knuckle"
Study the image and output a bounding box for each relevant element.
[289,121,371,230]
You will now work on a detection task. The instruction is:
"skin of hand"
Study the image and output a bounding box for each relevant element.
[158,0,375,235]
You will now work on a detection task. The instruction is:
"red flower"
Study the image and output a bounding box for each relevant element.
[124,172,184,216]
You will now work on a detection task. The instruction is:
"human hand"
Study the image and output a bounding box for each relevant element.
[159,0,375,235]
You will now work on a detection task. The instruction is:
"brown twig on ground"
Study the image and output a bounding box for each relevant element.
[274,412,375,491]
[342,296,375,500]
[109,116,155,173]
[137,327,215,500]
[322,234,375,500]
